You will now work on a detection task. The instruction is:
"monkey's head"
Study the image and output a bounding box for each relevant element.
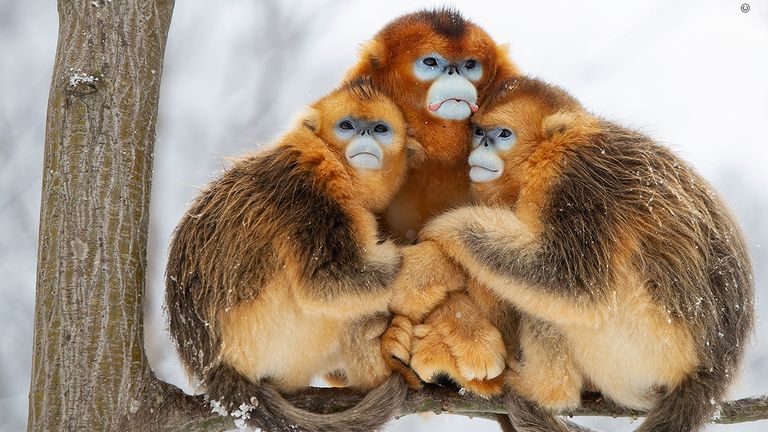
[302,79,422,211]
[468,77,595,194]
[348,8,519,122]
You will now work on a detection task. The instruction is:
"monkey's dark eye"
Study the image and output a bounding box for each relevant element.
[465,60,477,70]
[374,124,389,133]
[339,120,354,130]
[423,57,438,67]
[499,129,513,138]
[474,126,484,136]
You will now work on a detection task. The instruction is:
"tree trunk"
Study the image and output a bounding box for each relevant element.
[29,0,175,430]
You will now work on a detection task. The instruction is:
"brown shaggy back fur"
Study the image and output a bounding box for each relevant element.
[166,146,362,377]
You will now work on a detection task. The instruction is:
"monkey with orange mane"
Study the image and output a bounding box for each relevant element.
[345,8,523,396]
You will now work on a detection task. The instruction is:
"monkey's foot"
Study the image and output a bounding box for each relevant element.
[409,324,455,383]
[421,305,506,381]
[410,324,504,398]
[445,320,506,381]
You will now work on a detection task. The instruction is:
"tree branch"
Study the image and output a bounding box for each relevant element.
[143,374,768,431]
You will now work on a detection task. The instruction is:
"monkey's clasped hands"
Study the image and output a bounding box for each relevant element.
[382,241,509,397]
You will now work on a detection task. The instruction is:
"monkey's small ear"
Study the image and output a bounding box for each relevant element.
[542,111,580,138]
[301,107,321,133]
[405,137,426,168]
[360,39,386,70]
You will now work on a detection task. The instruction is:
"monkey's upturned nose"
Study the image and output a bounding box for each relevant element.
[447,65,459,75]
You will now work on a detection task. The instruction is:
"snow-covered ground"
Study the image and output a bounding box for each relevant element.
[1,1,767,430]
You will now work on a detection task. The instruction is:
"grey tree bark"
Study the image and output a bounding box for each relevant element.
[27,0,768,431]
[28,0,186,430]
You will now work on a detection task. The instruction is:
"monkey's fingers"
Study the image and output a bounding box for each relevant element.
[381,315,413,364]
[380,316,423,389]
[460,373,507,398]
[412,323,432,338]
[380,316,421,388]
[410,325,506,398]
[387,357,423,390]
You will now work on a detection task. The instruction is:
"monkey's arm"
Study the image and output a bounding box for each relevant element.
[380,241,470,389]
[289,203,409,319]
[295,238,402,319]
[387,240,468,322]
[420,205,606,327]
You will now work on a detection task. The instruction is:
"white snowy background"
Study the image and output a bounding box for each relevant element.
[1,0,767,430]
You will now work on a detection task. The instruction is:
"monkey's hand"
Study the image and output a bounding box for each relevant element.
[380,315,423,389]
[389,240,467,323]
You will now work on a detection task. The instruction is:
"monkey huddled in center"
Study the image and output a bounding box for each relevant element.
[165,79,424,432]
[389,76,755,432]
[345,8,524,396]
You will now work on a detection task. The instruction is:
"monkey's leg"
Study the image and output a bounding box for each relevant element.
[420,206,606,327]
[508,316,582,411]
[388,240,468,322]
[340,313,394,390]
[415,292,506,382]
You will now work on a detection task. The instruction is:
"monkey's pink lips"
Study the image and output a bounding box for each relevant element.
[429,99,479,113]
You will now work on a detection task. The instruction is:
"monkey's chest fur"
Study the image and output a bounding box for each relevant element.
[385,158,470,242]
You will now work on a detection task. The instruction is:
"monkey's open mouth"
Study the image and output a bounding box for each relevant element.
[429,99,479,113]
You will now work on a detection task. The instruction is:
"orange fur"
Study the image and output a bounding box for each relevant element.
[403,77,753,432]
[348,10,523,395]
[345,9,521,238]
[165,81,417,432]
